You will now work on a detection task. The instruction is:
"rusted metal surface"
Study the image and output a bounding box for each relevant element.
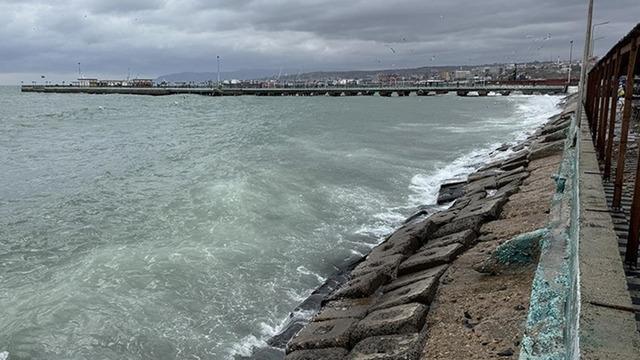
[591,67,602,140]
[587,23,640,265]
[597,61,612,159]
[613,44,638,211]
[604,51,622,180]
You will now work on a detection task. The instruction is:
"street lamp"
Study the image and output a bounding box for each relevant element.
[568,40,574,85]
[590,21,609,57]
[216,56,221,88]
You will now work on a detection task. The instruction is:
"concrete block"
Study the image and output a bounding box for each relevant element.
[383,264,448,292]
[367,220,435,260]
[501,159,529,171]
[478,159,504,172]
[351,254,404,278]
[457,196,505,221]
[424,229,476,250]
[468,168,505,182]
[449,192,486,211]
[350,303,428,344]
[315,298,375,322]
[541,119,570,135]
[496,171,529,188]
[398,243,463,276]
[497,165,526,178]
[430,215,484,239]
[373,276,440,310]
[530,139,564,160]
[541,128,567,143]
[437,179,466,204]
[426,209,458,227]
[464,176,498,197]
[285,347,348,360]
[287,318,357,352]
[511,143,526,152]
[368,236,417,260]
[493,180,520,199]
[330,271,390,299]
[430,196,505,238]
[349,333,422,360]
[504,149,530,164]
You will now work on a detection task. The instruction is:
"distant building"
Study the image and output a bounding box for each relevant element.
[130,79,154,87]
[78,78,98,87]
[454,70,472,80]
[97,80,127,87]
[439,70,451,81]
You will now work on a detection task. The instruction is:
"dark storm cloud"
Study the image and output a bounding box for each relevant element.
[0,0,637,83]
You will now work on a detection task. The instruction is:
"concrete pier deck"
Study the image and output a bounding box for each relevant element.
[19,85,567,97]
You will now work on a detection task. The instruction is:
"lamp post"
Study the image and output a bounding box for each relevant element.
[568,40,574,85]
[590,21,609,58]
[216,56,221,88]
[575,0,594,125]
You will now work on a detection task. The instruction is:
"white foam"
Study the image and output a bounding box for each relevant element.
[0,352,8,360]
[295,265,325,284]
[226,319,287,359]
[227,334,266,359]
[358,95,561,240]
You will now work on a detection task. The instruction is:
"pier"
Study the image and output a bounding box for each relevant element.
[19,85,567,97]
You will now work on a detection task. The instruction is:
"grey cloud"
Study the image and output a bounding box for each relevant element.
[86,0,168,14]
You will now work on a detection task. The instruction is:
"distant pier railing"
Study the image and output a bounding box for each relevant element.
[584,22,640,265]
[20,85,567,97]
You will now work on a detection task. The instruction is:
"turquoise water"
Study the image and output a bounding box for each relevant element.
[0,87,559,359]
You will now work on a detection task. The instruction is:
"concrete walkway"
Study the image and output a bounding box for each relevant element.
[578,114,640,359]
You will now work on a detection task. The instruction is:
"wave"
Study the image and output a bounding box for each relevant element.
[362,95,561,237]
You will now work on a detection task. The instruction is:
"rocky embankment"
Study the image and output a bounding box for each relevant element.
[277,100,573,360]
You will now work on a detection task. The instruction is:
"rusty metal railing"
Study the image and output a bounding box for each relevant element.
[585,23,640,266]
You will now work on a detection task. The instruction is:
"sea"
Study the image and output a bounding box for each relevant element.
[0,86,560,359]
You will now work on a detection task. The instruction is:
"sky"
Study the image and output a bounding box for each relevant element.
[0,0,638,84]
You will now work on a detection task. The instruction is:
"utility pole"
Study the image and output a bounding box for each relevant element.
[568,40,574,85]
[78,62,81,79]
[576,0,594,125]
[216,56,221,88]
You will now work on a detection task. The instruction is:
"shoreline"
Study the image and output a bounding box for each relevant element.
[243,94,570,359]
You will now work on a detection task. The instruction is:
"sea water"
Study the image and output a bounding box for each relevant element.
[0,87,560,359]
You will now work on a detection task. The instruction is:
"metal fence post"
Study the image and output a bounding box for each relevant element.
[597,60,613,159]
[613,42,638,210]
[592,67,603,140]
[604,52,622,180]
